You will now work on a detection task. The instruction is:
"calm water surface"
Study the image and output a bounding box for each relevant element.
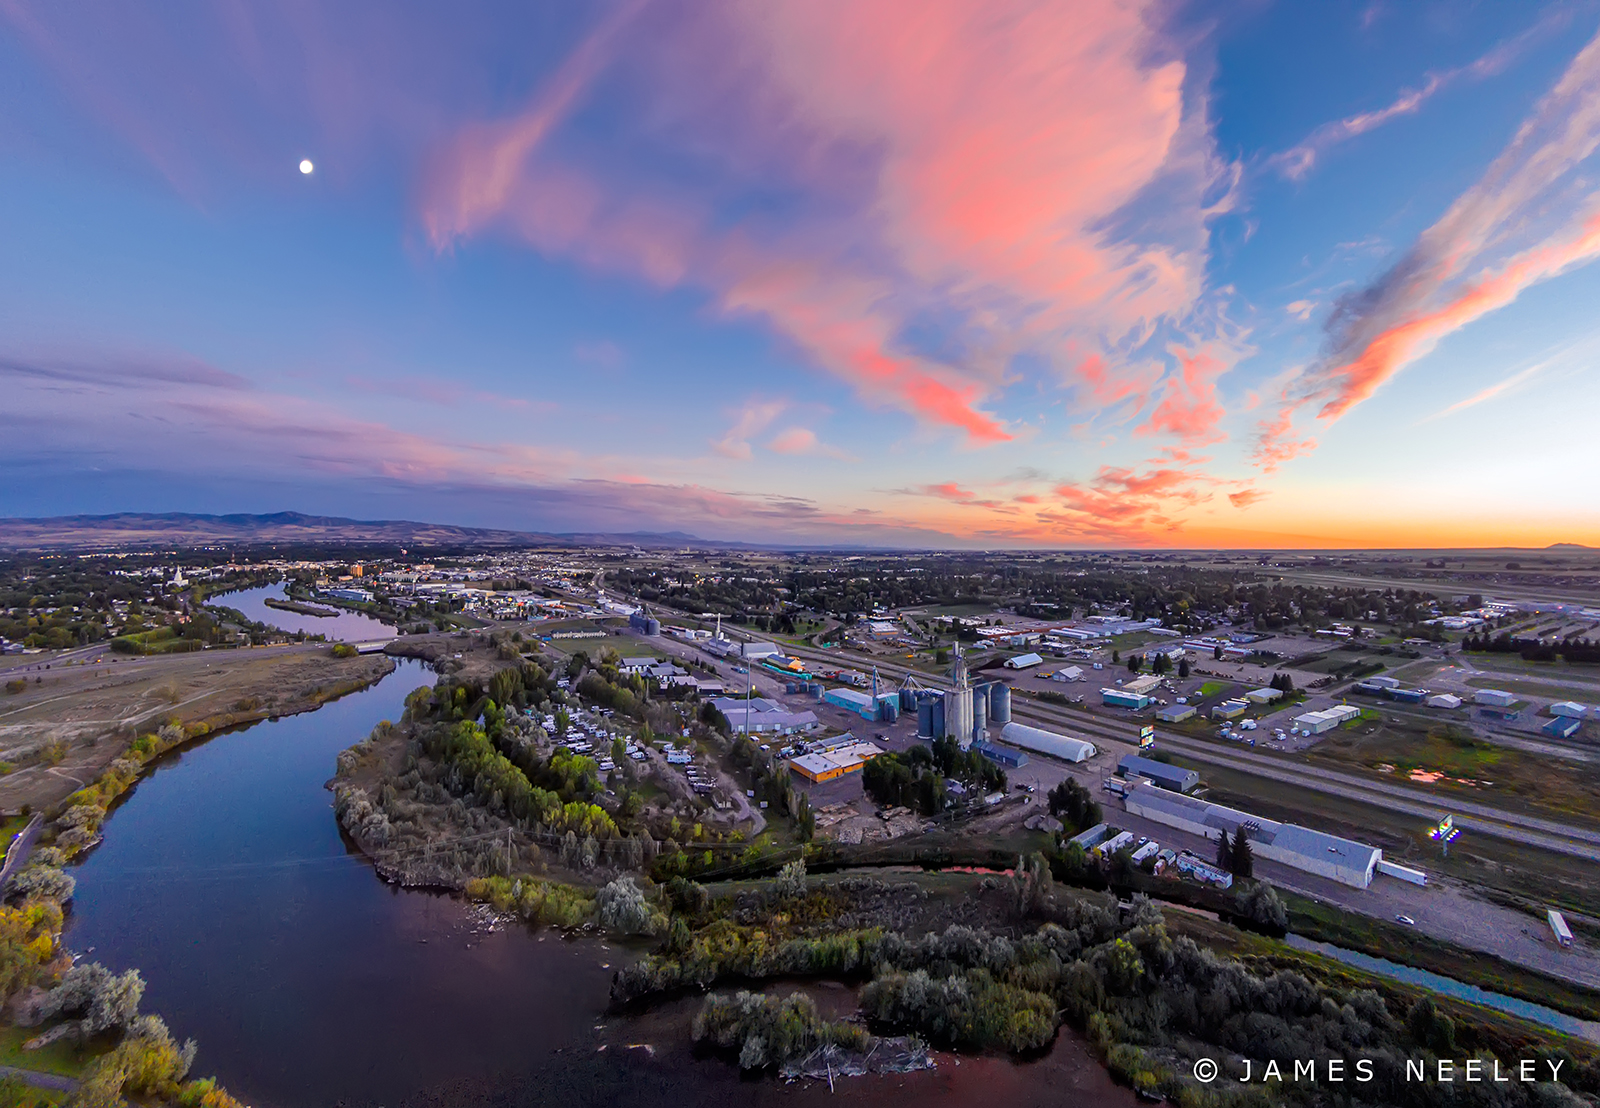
[67,660,1136,1107]
[211,582,395,642]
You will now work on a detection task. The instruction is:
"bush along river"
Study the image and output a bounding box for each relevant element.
[64,659,1137,1108]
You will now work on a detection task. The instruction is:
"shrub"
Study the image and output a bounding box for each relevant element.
[596,876,664,936]
[692,990,869,1070]
[330,643,358,659]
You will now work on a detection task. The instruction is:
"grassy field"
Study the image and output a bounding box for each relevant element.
[1309,719,1600,824]
[1197,680,1230,698]
[1192,759,1600,917]
[0,1024,94,1078]
[1464,674,1600,701]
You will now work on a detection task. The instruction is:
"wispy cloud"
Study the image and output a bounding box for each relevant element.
[766,426,854,461]
[1270,11,1569,181]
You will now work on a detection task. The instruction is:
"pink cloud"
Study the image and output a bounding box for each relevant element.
[1228,488,1267,509]
[766,427,854,460]
[418,0,1231,446]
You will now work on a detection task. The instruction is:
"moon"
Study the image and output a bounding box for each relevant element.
[299,159,314,175]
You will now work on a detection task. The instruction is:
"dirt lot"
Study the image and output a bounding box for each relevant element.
[0,643,394,814]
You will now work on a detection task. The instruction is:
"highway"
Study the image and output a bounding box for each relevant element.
[770,639,1600,862]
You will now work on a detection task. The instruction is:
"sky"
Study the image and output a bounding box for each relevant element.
[3,1,1600,549]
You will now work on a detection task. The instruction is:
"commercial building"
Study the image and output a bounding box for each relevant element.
[1156,704,1196,723]
[788,740,884,783]
[1474,689,1516,708]
[997,721,1096,762]
[1425,693,1463,709]
[1050,666,1084,682]
[1004,652,1044,670]
[1117,754,1198,792]
[1550,701,1589,719]
[1245,687,1282,704]
[1122,783,1382,888]
[1123,675,1163,696]
[1367,675,1401,689]
[741,641,781,659]
[1102,688,1152,710]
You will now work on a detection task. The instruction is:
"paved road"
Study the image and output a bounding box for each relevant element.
[0,1064,78,1093]
[0,813,44,891]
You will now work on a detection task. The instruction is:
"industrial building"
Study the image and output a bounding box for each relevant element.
[1551,701,1589,718]
[627,611,661,636]
[1123,675,1163,696]
[1122,782,1382,888]
[945,649,976,745]
[1543,716,1582,739]
[973,741,1029,768]
[1425,693,1463,709]
[1050,666,1084,682]
[1156,704,1196,723]
[1211,699,1249,720]
[1245,687,1282,704]
[1474,688,1516,707]
[997,721,1096,762]
[823,686,899,720]
[709,697,819,734]
[1102,688,1152,710]
[989,683,1012,723]
[1004,652,1044,669]
[1116,754,1198,793]
[1293,704,1359,734]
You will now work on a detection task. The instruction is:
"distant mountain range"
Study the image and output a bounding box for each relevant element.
[0,511,742,551]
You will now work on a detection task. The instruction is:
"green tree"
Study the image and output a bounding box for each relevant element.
[1215,828,1233,872]
[1230,829,1254,879]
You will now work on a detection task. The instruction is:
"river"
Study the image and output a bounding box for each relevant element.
[65,659,1137,1108]
[210,582,397,642]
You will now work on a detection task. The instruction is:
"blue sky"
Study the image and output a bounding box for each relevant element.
[3,1,1599,546]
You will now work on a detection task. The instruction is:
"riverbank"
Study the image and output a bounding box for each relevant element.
[0,645,395,817]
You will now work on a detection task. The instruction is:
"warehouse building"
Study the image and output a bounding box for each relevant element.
[741,641,781,659]
[1050,666,1084,682]
[1474,688,1516,707]
[1004,652,1044,670]
[822,686,899,720]
[1245,687,1282,704]
[1211,699,1249,720]
[1293,704,1360,734]
[1156,703,1195,723]
[1122,783,1382,888]
[709,697,819,734]
[1426,693,1463,709]
[997,721,1096,762]
[1116,754,1199,793]
[1543,716,1582,739]
[973,741,1029,768]
[1551,701,1589,719]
